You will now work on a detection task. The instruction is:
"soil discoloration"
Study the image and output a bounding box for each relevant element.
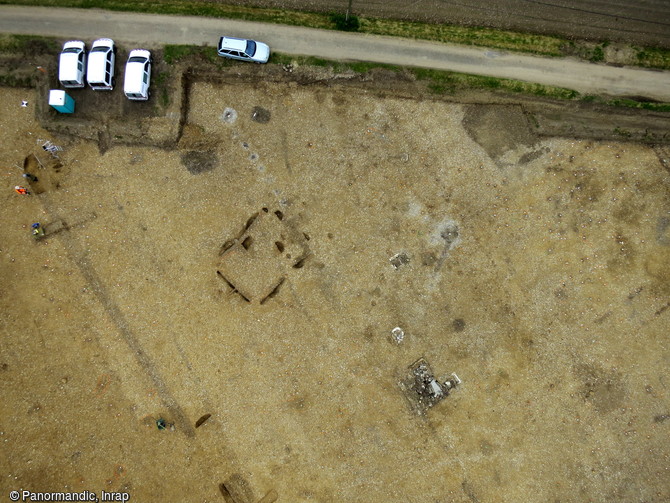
[251,106,271,124]
[181,150,218,174]
[462,104,538,160]
[452,318,466,332]
[575,364,626,414]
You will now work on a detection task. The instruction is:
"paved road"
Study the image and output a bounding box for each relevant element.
[241,0,670,48]
[1,5,669,101]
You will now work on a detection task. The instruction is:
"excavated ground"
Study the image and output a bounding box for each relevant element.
[1,59,669,502]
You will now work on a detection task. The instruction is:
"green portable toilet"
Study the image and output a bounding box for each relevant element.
[48,89,75,114]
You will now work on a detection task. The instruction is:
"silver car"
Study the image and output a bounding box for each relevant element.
[217,37,270,64]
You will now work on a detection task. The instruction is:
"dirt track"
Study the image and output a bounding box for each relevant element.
[1,5,670,102]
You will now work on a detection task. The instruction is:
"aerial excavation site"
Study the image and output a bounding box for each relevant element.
[0,2,669,502]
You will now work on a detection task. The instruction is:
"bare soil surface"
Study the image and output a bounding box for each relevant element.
[1,57,670,502]
[227,0,670,47]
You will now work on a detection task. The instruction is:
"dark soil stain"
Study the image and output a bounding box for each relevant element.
[518,147,548,164]
[220,473,254,503]
[479,439,494,455]
[612,198,645,226]
[440,224,460,248]
[180,150,218,174]
[568,168,600,205]
[251,106,271,123]
[433,222,460,272]
[627,286,644,301]
[219,483,234,503]
[461,479,480,503]
[195,413,211,428]
[452,318,466,332]
[574,364,625,413]
[462,105,537,161]
[607,231,636,272]
[657,216,670,246]
[421,251,437,266]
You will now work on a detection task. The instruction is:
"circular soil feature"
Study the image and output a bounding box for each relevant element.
[452,318,466,332]
[181,150,218,174]
[251,106,271,123]
[221,108,238,123]
[440,223,460,249]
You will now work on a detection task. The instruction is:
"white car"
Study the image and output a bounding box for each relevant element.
[124,49,152,101]
[217,37,270,64]
[58,40,86,88]
[87,38,115,90]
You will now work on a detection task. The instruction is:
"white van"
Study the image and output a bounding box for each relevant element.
[87,38,115,90]
[58,40,86,88]
[123,49,152,101]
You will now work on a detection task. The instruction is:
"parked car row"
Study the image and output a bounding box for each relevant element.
[58,39,152,101]
[56,35,269,106]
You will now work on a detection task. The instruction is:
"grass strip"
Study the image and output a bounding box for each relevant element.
[0,33,59,53]
[270,52,670,111]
